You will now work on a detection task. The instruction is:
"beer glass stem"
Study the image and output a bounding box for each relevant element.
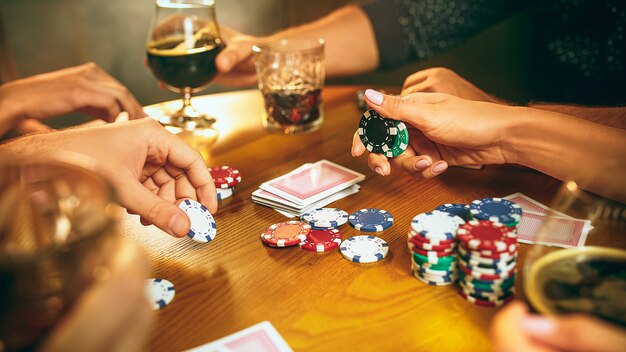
[172,87,216,126]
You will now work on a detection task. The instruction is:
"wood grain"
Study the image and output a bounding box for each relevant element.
[124,86,626,352]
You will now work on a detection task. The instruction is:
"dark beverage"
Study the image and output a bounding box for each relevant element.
[147,36,224,90]
[263,88,322,126]
[526,247,626,327]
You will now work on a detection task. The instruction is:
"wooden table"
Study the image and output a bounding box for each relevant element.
[123,86,626,351]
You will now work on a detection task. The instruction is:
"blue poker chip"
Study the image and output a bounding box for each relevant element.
[348,208,394,232]
[435,203,470,221]
[300,208,349,229]
[217,187,234,201]
[340,235,389,263]
[179,199,217,243]
[144,278,175,310]
[410,211,465,240]
[469,198,522,224]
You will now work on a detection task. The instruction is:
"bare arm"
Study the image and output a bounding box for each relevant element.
[528,104,626,129]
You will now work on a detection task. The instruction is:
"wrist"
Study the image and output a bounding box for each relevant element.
[499,106,543,165]
[0,84,24,128]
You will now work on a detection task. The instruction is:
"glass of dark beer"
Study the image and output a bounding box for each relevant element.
[146,0,224,130]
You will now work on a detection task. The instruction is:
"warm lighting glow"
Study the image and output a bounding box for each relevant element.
[566,181,578,192]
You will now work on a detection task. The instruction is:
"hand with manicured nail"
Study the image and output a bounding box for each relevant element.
[491,301,626,352]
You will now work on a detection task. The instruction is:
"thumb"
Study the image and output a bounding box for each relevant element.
[521,314,626,352]
[363,89,433,129]
[216,40,253,73]
[116,179,191,237]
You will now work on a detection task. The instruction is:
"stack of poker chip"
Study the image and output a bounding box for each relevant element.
[358,109,409,158]
[209,166,241,201]
[469,198,522,232]
[298,208,348,253]
[408,211,465,286]
[456,219,518,307]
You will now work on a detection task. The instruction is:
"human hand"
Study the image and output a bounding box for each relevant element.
[0,62,145,127]
[491,301,626,352]
[213,26,259,87]
[401,67,504,104]
[2,118,217,237]
[40,242,152,352]
[351,89,516,178]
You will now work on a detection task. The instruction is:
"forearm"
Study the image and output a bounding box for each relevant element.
[0,86,23,137]
[266,5,378,76]
[529,103,626,129]
[504,107,626,202]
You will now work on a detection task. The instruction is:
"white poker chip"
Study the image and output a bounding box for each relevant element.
[179,199,217,243]
[300,208,349,228]
[217,187,234,201]
[340,235,389,263]
[410,211,465,240]
[144,278,175,310]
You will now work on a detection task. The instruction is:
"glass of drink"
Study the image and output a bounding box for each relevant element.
[0,156,122,350]
[146,0,224,130]
[524,181,626,327]
[253,38,325,134]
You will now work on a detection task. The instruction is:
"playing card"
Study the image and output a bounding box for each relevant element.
[252,185,360,216]
[516,211,591,247]
[504,192,574,219]
[260,160,365,206]
[185,321,292,352]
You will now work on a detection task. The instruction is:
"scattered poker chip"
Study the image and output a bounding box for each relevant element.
[457,220,517,252]
[261,221,310,247]
[411,211,465,240]
[299,228,342,253]
[458,290,514,307]
[144,278,175,310]
[469,198,522,224]
[216,187,234,201]
[408,230,456,245]
[209,166,242,189]
[340,235,389,263]
[435,203,471,221]
[349,208,394,232]
[179,199,217,243]
[301,208,349,229]
[386,121,409,158]
[358,109,398,154]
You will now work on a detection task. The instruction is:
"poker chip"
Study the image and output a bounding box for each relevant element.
[340,235,389,263]
[458,290,514,307]
[358,109,398,154]
[217,187,234,201]
[408,236,456,251]
[179,199,217,243]
[412,263,455,276]
[386,121,409,158]
[209,166,241,189]
[144,278,175,310]
[460,282,516,297]
[459,277,516,292]
[435,203,471,221]
[411,247,456,258]
[457,220,517,252]
[408,230,456,245]
[301,208,348,229]
[412,269,456,286]
[413,251,457,266]
[299,228,342,252]
[457,256,517,274]
[469,198,522,224]
[458,262,516,281]
[411,211,465,240]
[412,256,456,271]
[261,221,310,247]
[457,245,518,261]
[349,208,394,232]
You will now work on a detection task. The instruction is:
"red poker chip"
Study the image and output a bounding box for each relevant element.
[299,228,342,252]
[457,220,517,252]
[458,262,516,281]
[408,230,456,245]
[412,247,456,257]
[261,221,310,247]
[409,236,456,252]
[209,166,241,189]
[458,243,517,259]
[458,290,514,307]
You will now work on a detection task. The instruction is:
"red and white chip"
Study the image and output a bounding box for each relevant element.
[457,220,517,252]
[209,166,241,189]
[299,228,342,253]
[260,221,310,247]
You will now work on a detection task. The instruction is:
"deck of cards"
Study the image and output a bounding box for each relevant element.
[252,160,365,217]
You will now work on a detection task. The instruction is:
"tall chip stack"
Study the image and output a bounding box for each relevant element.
[456,220,518,307]
[408,211,466,286]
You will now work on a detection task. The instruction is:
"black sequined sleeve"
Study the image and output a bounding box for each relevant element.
[360,0,523,69]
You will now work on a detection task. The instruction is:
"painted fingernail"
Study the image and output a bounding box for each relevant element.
[167,213,188,237]
[415,159,430,170]
[520,317,556,335]
[365,89,384,105]
[432,162,448,174]
[375,167,384,176]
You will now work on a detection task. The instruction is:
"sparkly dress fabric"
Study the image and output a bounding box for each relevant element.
[360,0,626,104]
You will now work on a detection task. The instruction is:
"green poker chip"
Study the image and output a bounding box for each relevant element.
[386,121,409,158]
[358,109,398,154]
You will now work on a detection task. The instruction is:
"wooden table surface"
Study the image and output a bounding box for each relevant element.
[122,86,626,351]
